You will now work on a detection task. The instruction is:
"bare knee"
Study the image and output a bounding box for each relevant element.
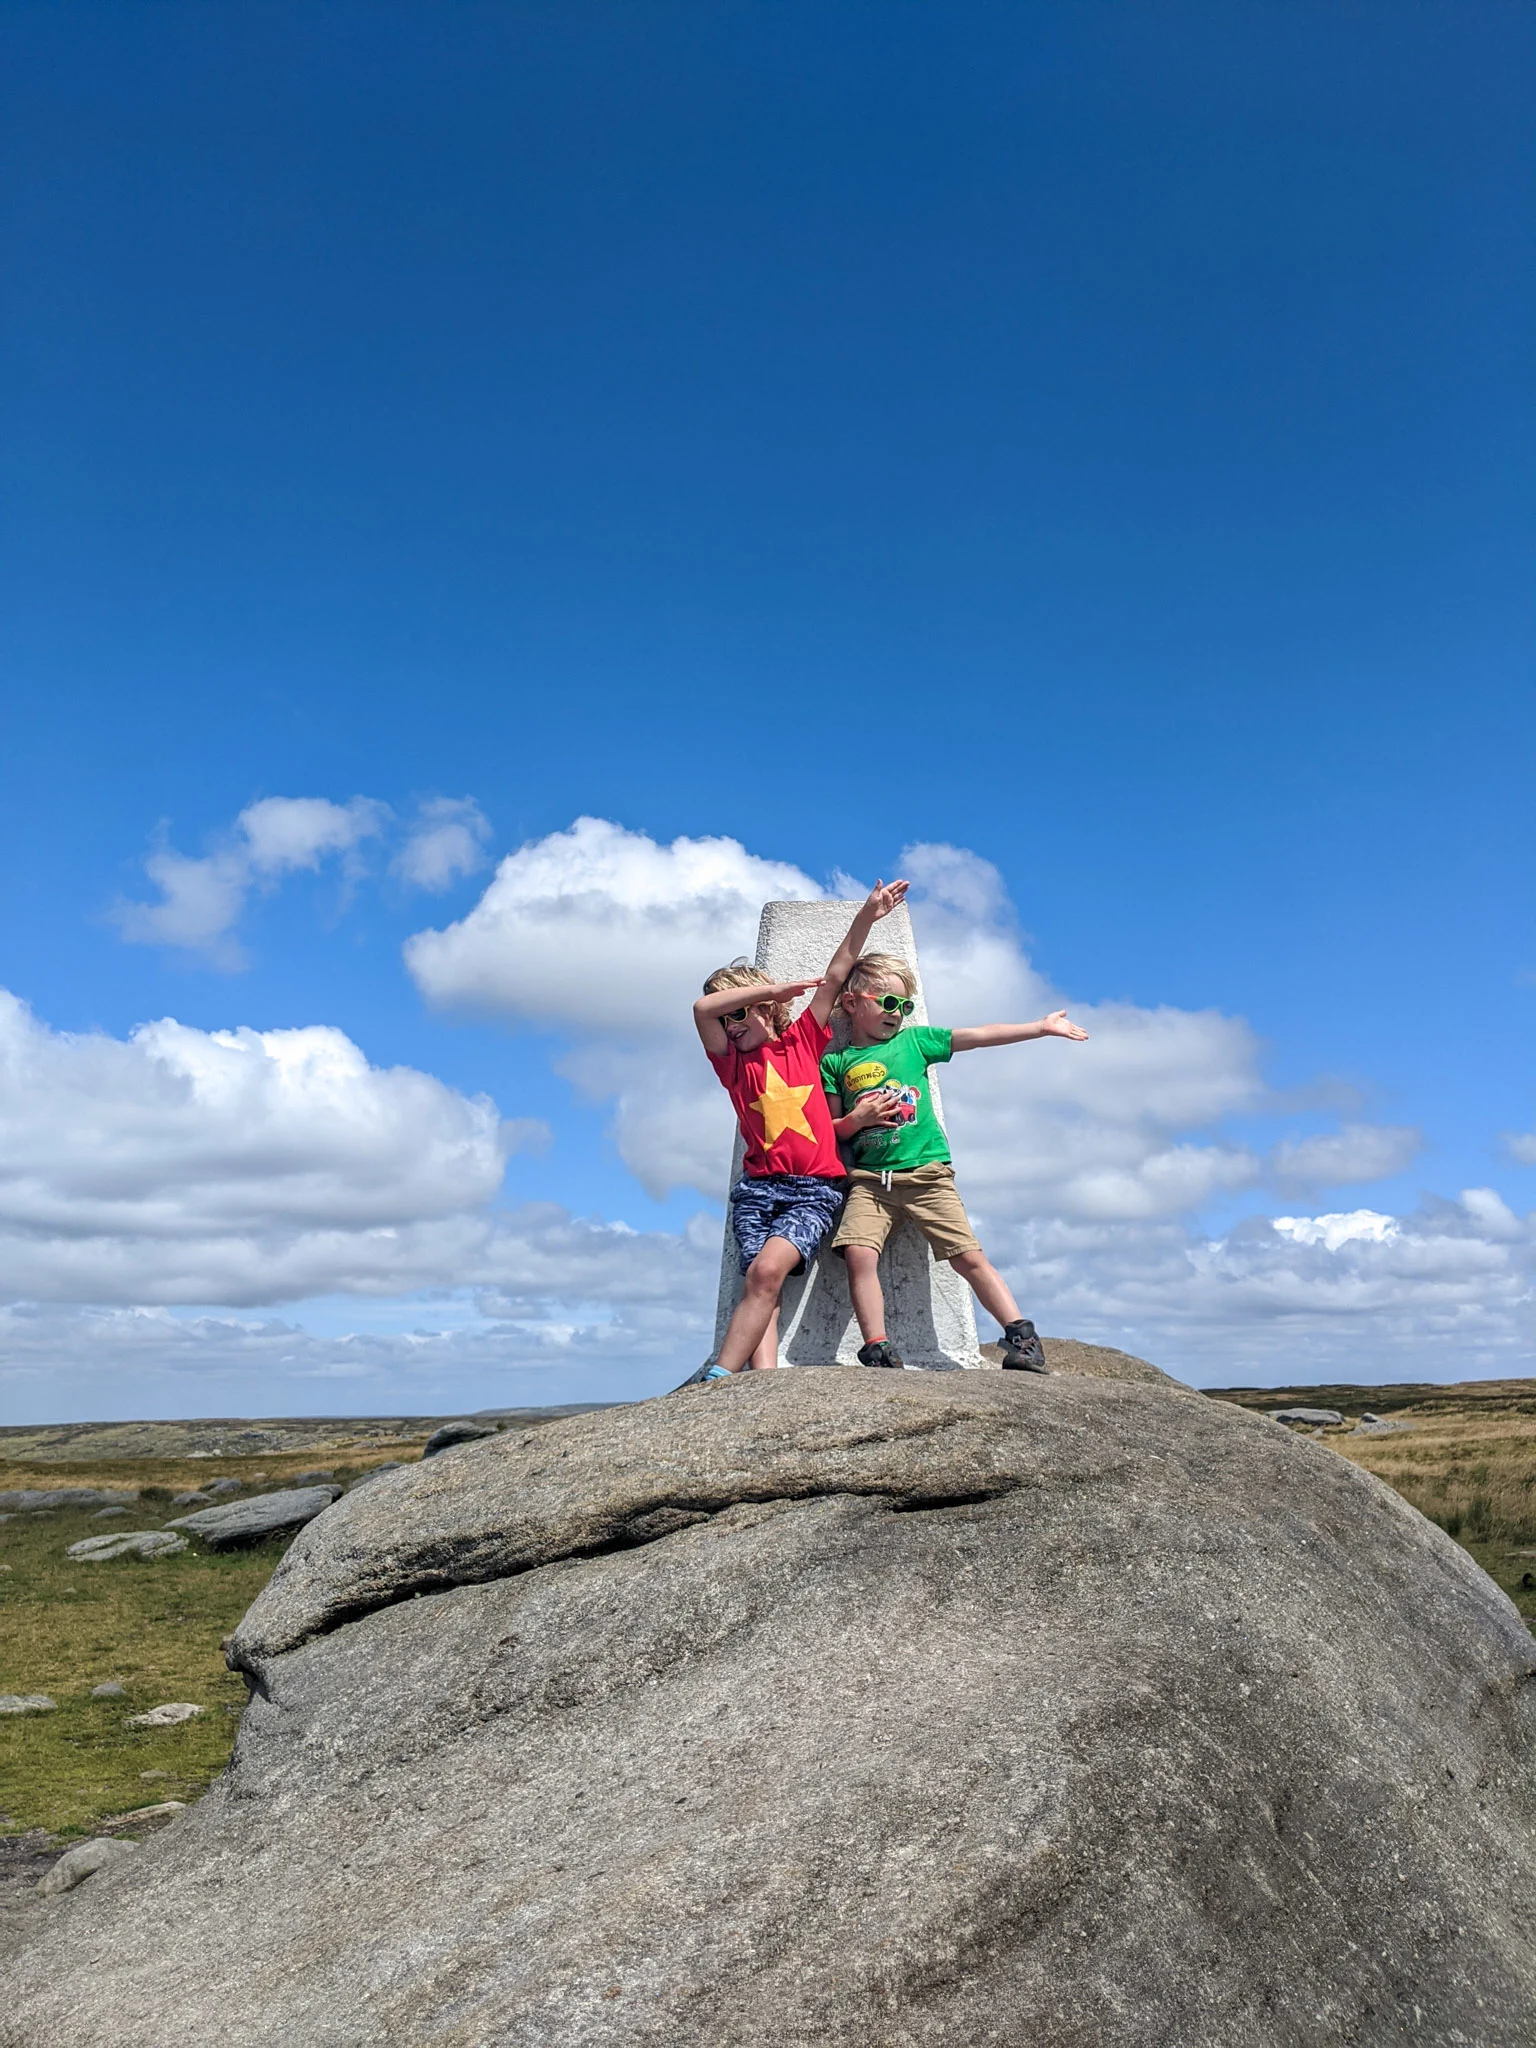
[744,1252,794,1298]
[949,1249,987,1279]
[843,1245,880,1274]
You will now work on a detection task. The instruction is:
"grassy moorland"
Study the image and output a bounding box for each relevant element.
[1208,1378,1536,1629]
[0,1432,431,1838]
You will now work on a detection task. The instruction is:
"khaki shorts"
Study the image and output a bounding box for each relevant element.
[831,1162,981,1262]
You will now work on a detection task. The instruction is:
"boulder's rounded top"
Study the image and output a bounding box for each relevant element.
[231,1366,1454,1674]
[981,1337,1180,1385]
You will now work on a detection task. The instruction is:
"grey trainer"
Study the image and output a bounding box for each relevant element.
[999,1320,1048,1373]
[857,1340,905,1369]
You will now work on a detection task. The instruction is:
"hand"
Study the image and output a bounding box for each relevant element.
[1039,1010,1089,1041]
[763,977,821,1002]
[849,1087,904,1130]
[865,877,909,920]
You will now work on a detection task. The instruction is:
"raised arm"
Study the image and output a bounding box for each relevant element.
[808,878,910,1027]
[692,979,819,1054]
[949,1010,1089,1054]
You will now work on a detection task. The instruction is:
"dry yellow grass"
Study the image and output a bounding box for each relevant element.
[1210,1379,1536,1628]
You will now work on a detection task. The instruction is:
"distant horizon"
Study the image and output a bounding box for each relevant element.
[6,1367,1535,1437]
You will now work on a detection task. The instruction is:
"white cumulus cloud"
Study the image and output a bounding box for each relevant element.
[393,797,493,893]
[1271,1210,1399,1250]
[113,797,388,966]
[972,1192,1535,1383]
[1273,1124,1422,1191]
[405,815,824,1032]
[0,989,548,1303]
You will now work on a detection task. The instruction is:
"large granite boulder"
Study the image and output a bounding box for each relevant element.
[5,1371,1533,2046]
[164,1484,342,1550]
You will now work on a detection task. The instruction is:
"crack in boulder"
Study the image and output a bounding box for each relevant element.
[229,1477,1021,1674]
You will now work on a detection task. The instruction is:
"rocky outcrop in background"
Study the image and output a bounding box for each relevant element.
[5,1365,1533,2046]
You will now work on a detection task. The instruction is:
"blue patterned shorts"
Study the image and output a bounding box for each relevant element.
[729,1174,846,1275]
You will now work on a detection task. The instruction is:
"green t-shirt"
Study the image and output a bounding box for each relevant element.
[820,1026,954,1171]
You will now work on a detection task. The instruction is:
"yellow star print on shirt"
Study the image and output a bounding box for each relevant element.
[750,1058,817,1147]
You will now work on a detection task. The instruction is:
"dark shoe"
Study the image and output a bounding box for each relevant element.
[999,1320,1048,1373]
[857,1339,905,1369]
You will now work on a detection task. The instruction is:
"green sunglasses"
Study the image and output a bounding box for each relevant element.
[870,993,915,1016]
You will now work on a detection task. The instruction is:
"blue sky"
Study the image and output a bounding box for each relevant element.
[1,1,1531,1420]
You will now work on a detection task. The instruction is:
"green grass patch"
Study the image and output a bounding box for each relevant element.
[0,1503,285,1835]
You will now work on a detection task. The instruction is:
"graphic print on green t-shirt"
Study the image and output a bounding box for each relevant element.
[821,1025,954,1170]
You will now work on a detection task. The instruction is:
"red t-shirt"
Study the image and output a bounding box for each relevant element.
[707,1008,846,1180]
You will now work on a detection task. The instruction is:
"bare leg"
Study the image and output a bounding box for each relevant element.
[843,1245,889,1343]
[949,1247,1022,1331]
[716,1238,802,1373]
[750,1304,780,1370]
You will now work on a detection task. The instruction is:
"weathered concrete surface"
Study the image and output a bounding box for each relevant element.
[5,1370,1534,2047]
[714,898,982,1370]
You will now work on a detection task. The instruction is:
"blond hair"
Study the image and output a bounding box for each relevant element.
[703,961,792,1036]
[843,951,916,998]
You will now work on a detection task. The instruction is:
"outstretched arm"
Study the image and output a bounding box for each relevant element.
[809,878,910,1027]
[693,979,819,1054]
[949,1010,1089,1054]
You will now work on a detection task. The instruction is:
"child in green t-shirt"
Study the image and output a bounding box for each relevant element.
[820,952,1088,1372]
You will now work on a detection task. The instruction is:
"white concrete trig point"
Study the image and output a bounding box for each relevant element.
[712,899,983,1370]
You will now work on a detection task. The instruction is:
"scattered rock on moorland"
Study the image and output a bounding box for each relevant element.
[348,1461,405,1488]
[0,1488,138,1512]
[7,1368,1533,2047]
[100,1801,186,1831]
[37,1840,137,1898]
[292,1470,336,1486]
[90,1682,126,1699]
[91,1506,130,1519]
[165,1485,341,1551]
[125,1703,203,1729]
[67,1532,187,1563]
[170,1490,213,1506]
[0,1695,55,1716]
[421,1419,498,1457]
[1269,1405,1346,1427]
[206,1478,243,1496]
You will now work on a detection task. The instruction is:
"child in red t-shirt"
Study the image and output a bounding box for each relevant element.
[689,879,909,1380]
